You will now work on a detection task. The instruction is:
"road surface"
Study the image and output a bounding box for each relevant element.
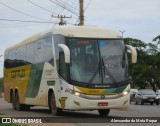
[0,98,160,126]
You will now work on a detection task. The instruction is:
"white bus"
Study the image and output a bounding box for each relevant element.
[4,26,137,116]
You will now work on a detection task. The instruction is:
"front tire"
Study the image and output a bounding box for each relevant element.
[50,93,62,116]
[156,102,159,105]
[140,99,144,105]
[135,99,138,105]
[98,109,110,117]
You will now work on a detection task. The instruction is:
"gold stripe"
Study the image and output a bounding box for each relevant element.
[75,86,105,95]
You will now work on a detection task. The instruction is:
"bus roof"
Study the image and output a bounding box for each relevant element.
[6,26,121,51]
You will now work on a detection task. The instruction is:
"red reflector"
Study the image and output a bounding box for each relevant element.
[98,102,108,106]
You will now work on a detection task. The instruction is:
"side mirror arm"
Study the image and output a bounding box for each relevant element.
[126,45,137,63]
[58,44,70,63]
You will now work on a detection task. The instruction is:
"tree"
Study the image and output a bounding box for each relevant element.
[124,38,147,88]
[124,37,160,91]
[153,35,160,45]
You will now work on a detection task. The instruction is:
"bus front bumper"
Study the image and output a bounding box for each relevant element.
[65,93,130,110]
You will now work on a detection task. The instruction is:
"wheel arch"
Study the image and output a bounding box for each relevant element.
[15,88,18,95]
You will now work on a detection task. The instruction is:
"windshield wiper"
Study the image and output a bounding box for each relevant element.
[101,57,118,86]
[88,58,102,83]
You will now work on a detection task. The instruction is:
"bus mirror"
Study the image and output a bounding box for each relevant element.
[126,45,137,63]
[58,44,70,63]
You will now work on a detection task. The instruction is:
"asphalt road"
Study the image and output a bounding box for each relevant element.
[0,98,160,126]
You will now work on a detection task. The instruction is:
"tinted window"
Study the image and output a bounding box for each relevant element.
[43,35,54,65]
[59,52,67,80]
[34,40,43,63]
[26,42,34,64]
[141,90,155,95]
[19,46,26,61]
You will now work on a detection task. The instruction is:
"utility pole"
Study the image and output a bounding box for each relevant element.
[52,15,71,25]
[79,0,84,26]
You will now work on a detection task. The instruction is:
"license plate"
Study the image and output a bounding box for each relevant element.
[98,102,108,106]
[149,99,154,101]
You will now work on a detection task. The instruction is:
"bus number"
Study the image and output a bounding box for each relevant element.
[11,69,25,78]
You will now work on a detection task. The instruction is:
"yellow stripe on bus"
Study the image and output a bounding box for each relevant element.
[4,65,31,103]
[75,86,105,95]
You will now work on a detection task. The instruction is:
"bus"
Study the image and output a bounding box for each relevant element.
[3,26,137,116]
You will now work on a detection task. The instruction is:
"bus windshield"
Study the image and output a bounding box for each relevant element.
[67,38,128,87]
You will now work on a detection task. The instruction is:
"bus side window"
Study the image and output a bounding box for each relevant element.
[59,52,67,80]
[43,35,54,66]
[34,40,43,63]
[26,43,34,64]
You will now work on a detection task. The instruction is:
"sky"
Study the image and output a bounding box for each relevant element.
[0,0,160,77]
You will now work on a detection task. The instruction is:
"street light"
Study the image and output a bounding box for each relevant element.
[119,30,126,38]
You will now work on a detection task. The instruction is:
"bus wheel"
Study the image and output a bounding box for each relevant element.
[50,93,62,116]
[11,93,16,110]
[98,109,110,117]
[15,92,23,111]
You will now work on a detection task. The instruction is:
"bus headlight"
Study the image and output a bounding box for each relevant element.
[122,90,129,96]
[156,96,159,99]
[68,89,81,97]
[74,92,80,96]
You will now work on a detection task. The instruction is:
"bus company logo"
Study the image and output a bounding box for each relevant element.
[2,118,11,123]
[11,69,25,78]
[101,95,105,99]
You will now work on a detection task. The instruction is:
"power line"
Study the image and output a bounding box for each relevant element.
[0,18,53,24]
[50,0,79,17]
[56,0,78,19]
[0,23,43,28]
[75,0,91,25]
[62,0,78,23]
[49,0,77,26]
[57,0,78,11]
[0,1,50,21]
[26,0,58,15]
[84,0,91,12]
[52,15,72,25]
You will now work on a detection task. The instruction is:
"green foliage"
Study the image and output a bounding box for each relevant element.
[153,34,160,42]
[124,36,160,90]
